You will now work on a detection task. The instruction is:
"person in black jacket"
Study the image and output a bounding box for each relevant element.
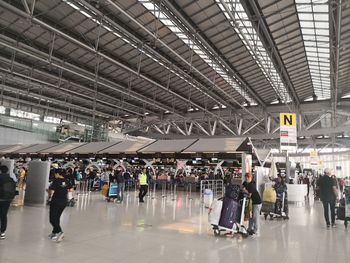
[48,168,73,242]
[242,172,262,237]
[317,168,339,228]
[0,165,16,240]
[115,169,125,202]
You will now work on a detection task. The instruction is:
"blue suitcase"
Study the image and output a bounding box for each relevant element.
[108,183,119,198]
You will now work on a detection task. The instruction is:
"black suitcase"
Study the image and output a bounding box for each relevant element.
[337,206,345,220]
[219,197,239,229]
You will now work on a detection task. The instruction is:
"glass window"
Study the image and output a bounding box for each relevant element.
[313,13,328,21]
[300,21,314,28]
[301,28,315,35]
[10,109,40,121]
[296,5,313,12]
[312,5,328,13]
[299,13,314,20]
[44,116,61,124]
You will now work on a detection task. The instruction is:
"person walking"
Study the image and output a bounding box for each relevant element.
[48,168,73,242]
[304,175,310,197]
[0,166,16,240]
[273,175,289,219]
[115,169,125,203]
[138,168,148,203]
[317,168,339,228]
[241,172,262,237]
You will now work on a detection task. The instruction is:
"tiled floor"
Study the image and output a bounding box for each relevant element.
[0,190,349,263]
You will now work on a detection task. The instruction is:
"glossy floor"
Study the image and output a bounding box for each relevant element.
[0,191,349,263]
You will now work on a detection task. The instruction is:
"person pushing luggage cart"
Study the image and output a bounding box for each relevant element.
[273,175,289,219]
[208,183,248,238]
[241,172,262,237]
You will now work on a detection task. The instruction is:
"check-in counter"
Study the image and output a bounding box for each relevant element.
[287,184,307,202]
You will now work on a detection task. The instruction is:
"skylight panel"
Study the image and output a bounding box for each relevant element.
[295,0,331,100]
[139,0,255,105]
[62,0,223,109]
[315,22,329,29]
[300,21,314,27]
[216,0,291,103]
[313,13,328,21]
[299,13,314,20]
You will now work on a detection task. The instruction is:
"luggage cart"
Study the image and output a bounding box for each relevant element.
[262,192,288,220]
[210,197,248,238]
[336,186,350,228]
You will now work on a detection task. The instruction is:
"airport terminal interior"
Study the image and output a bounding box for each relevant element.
[0,0,349,262]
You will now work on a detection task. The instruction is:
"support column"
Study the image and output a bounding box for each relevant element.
[24,160,50,206]
[286,152,290,183]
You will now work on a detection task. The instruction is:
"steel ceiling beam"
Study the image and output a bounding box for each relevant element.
[242,119,264,135]
[138,127,350,142]
[305,114,328,131]
[241,0,301,108]
[103,0,262,121]
[76,0,235,114]
[0,83,108,120]
[0,1,234,123]
[0,1,186,118]
[0,34,171,116]
[218,120,236,135]
[193,121,210,136]
[171,121,186,136]
[156,0,266,109]
[162,100,350,121]
[21,0,30,14]
[329,0,342,127]
[0,61,144,117]
[0,71,123,120]
[0,94,92,122]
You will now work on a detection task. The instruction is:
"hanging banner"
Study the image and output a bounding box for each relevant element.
[280,113,297,152]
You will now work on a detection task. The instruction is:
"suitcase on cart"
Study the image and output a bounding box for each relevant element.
[209,199,223,226]
[225,184,240,201]
[337,197,350,228]
[219,197,239,229]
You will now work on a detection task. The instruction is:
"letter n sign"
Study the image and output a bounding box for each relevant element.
[280,113,296,127]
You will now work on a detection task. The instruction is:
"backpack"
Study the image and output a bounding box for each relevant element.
[75,171,82,181]
[0,176,16,201]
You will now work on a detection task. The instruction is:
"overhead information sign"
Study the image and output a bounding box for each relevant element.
[280,113,296,127]
[280,113,297,152]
